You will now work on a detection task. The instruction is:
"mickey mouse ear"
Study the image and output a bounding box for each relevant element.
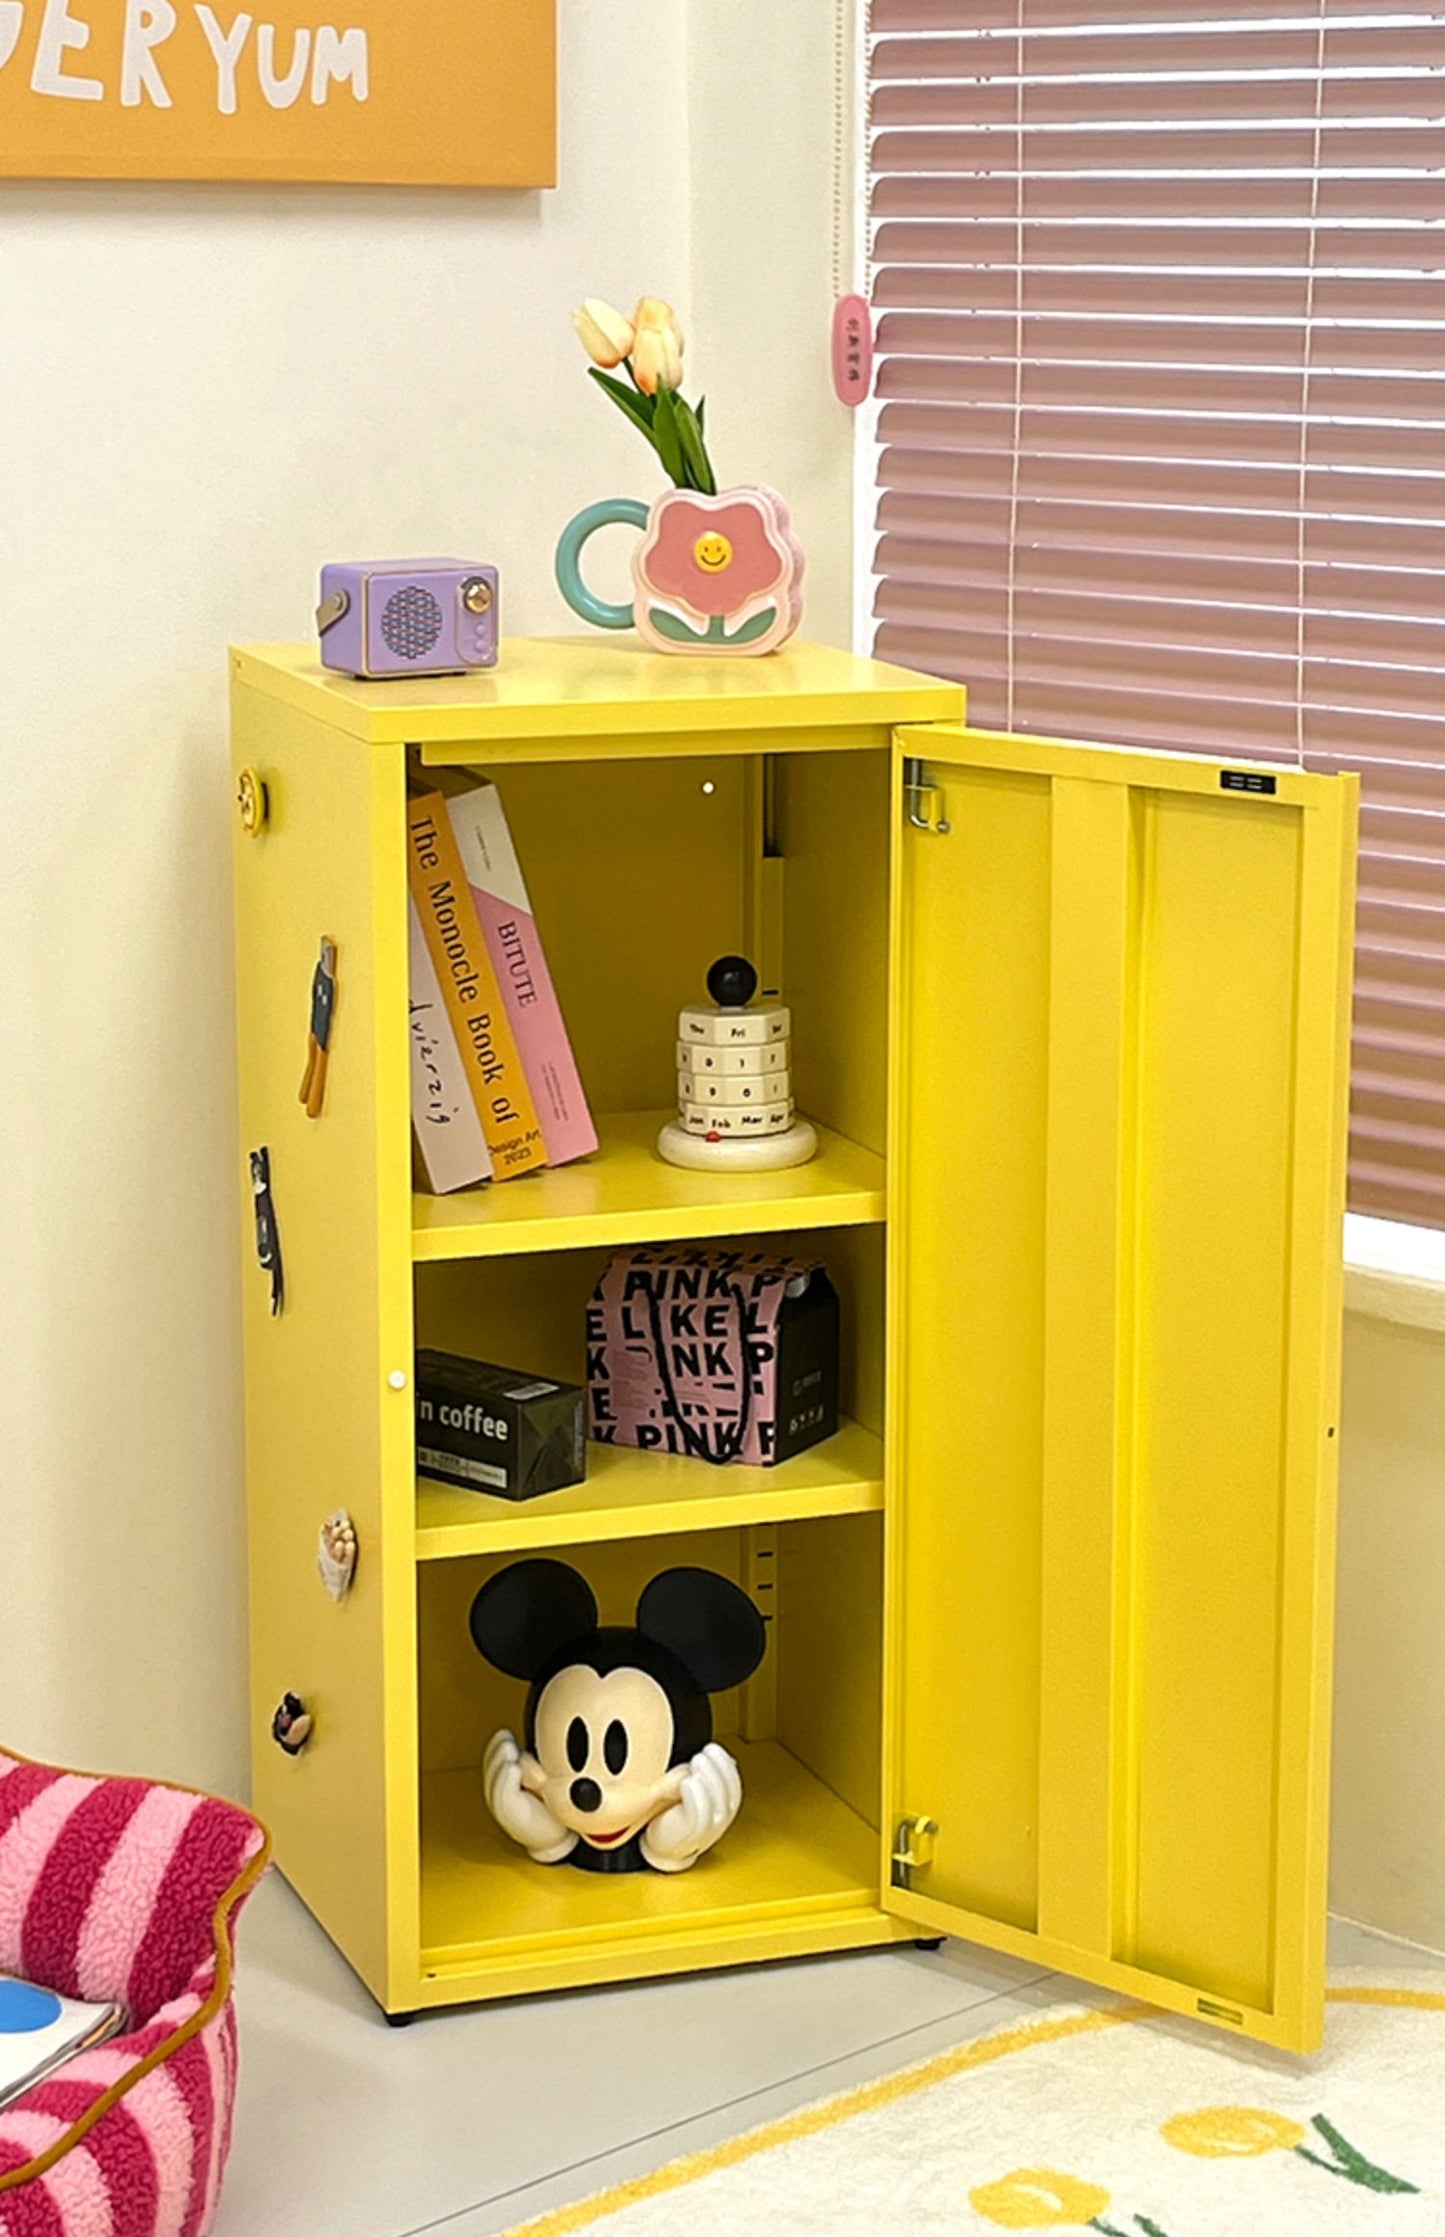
[469,1560,598,1681]
[636,1568,767,1694]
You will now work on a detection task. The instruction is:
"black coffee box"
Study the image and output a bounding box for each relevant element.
[415,1350,587,1500]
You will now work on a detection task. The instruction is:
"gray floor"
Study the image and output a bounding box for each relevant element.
[215,1874,1440,2237]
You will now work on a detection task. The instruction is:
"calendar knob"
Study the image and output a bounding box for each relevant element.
[706,955,758,1009]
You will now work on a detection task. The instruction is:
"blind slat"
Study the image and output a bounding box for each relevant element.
[876,309,1445,373]
[873,72,1445,128]
[878,354,1445,428]
[871,123,1444,174]
[874,220,1445,273]
[874,170,1445,220]
[873,0,1445,28]
[880,402,1445,474]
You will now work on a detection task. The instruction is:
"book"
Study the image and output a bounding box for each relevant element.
[406,792,546,1179]
[407,896,493,1194]
[0,1977,124,2114]
[444,782,598,1168]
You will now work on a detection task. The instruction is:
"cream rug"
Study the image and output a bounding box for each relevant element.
[504,1975,1445,2236]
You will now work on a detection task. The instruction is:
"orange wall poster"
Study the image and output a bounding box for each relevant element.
[0,1,556,184]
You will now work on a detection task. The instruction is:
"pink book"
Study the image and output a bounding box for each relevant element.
[444,783,598,1167]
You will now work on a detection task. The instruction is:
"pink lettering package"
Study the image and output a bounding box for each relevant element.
[586,1247,840,1468]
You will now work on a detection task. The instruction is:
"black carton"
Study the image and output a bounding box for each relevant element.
[415,1351,587,1500]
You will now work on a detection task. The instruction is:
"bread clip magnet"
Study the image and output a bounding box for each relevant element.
[299,938,338,1118]
[317,1510,358,1601]
[249,1146,284,1316]
[271,1693,313,1756]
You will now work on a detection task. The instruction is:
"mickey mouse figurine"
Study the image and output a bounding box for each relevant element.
[470,1560,767,1875]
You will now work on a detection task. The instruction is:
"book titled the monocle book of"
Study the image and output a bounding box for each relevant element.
[406,791,546,1179]
[444,780,597,1169]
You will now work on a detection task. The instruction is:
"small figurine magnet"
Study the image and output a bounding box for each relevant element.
[317,1509,359,1601]
[271,1692,313,1756]
[657,955,818,1173]
[250,1146,284,1316]
[298,937,338,1118]
[471,1560,767,1876]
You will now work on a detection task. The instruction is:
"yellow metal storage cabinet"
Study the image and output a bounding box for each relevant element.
[232,637,1357,2051]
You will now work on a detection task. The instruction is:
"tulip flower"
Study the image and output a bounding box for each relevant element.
[969,2168,1179,2236]
[573,290,715,491]
[1163,2105,1418,2195]
[631,296,685,394]
[573,297,635,370]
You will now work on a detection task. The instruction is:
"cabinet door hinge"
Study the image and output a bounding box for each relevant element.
[891,1813,939,1889]
[903,758,951,836]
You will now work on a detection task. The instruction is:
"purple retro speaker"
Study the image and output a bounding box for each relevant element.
[316,560,500,678]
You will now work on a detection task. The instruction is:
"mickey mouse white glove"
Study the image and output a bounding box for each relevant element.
[483,1729,576,1864]
[641,1742,743,1874]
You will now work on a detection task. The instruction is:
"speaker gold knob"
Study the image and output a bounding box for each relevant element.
[461,577,494,615]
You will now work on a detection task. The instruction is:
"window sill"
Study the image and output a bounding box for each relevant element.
[1344,1215,1445,1334]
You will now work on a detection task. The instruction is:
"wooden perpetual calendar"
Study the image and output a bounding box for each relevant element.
[233,635,1356,2048]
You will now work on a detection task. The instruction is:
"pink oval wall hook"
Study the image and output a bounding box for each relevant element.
[831,294,874,407]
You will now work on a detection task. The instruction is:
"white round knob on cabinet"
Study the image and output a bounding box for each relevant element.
[388,1370,408,1391]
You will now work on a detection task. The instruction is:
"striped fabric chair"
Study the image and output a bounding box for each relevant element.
[0,1749,269,2237]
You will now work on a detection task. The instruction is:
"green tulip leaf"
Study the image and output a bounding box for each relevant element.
[651,386,689,488]
[587,367,657,446]
[724,606,778,645]
[648,607,708,643]
[674,399,717,496]
[590,366,656,422]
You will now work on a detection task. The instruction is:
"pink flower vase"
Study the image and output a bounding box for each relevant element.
[556,485,805,656]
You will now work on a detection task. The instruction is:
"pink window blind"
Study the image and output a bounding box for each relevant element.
[868,0,1445,1229]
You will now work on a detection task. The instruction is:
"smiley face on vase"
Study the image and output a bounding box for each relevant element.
[693,531,733,576]
[472,1560,767,1874]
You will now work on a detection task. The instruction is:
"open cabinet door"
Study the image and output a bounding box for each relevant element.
[884,725,1357,2053]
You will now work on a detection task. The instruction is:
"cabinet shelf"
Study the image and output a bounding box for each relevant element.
[410,1109,887,1263]
[415,1417,886,1560]
[419,1739,881,1978]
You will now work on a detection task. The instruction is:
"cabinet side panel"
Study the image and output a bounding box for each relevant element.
[776,750,892,1156]
[888,768,1053,1933]
[233,679,416,2005]
[776,1514,883,1831]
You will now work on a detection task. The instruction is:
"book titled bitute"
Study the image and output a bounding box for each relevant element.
[444,781,597,1168]
[406,792,546,1179]
[407,896,492,1194]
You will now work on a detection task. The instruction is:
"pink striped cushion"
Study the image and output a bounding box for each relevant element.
[0,1750,268,2237]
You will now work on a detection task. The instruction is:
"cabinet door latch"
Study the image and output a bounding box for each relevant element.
[903,758,951,836]
[891,1814,939,1889]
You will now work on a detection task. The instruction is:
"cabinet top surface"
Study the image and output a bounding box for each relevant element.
[230,636,964,745]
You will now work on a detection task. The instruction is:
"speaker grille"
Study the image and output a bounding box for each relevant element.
[381,584,444,661]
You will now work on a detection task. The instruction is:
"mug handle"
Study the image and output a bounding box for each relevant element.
[555,498,651,630]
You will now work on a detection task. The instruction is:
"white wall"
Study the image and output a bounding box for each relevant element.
[1331,1308,1445,1950]
[688,1,858,649]
[0,1,853,1804]
[0,0,694,1797]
